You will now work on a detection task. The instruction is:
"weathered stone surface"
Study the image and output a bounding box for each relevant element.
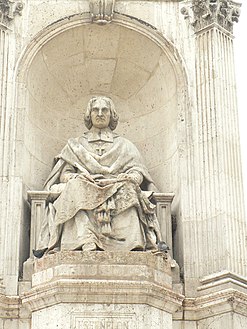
[90,0,116,24]
[31,303,172,329]
[0,0,23,26]
[181,0,241,33]
[32,96,165,256]
[0,0,246,329]
[22,251,182,328]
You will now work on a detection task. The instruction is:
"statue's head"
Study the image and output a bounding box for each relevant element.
[84,96,119,130]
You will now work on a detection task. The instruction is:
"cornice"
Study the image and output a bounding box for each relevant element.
[22,251,182,314]
[183,289,247,320]
[21,253,247,322]
[0,293,20,318]
[198,270,247,294]
[21,280,247,320]
[22,279,184,314]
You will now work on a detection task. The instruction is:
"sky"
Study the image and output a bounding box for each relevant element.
[235,1,247,211]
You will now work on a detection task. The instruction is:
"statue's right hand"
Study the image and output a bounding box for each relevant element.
[78,173,95,183]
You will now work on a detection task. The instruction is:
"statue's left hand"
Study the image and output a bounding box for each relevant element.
[78,173,95,183]
[117,173,130,181]
[117,172,142,185]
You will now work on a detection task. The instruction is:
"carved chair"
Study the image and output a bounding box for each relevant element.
[27,191,174,259]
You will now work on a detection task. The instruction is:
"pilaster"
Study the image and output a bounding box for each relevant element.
[0,22,9,292]
[0,0,24,295]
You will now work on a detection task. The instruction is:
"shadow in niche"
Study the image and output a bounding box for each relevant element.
[19,194,31,280]
[22,23,179,193]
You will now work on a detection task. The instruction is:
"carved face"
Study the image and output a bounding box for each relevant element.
[90,98,111,129]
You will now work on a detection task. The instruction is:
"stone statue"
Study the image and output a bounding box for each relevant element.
[34,96,164,257]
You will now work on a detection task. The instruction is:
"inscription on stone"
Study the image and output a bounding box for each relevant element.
[71,313,137,329]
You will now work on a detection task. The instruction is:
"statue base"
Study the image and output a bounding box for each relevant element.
[22,251,183,329]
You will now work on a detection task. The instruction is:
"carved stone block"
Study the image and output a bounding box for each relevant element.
[181,0,241,33]
[0,0,23,26]
[89,0,115,24]
[22,251,183,329]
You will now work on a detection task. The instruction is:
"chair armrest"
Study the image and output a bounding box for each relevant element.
[152,193,175,257]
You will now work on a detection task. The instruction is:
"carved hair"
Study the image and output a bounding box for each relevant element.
[84,96,119,131]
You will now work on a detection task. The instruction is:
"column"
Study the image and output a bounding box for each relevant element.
[181,0,246,294]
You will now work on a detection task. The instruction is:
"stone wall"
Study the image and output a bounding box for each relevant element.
[0,0,246,328]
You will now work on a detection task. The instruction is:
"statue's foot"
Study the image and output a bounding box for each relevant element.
[46,247,59,255]
[83,242,97,251]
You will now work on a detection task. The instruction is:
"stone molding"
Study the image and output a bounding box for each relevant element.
[198,271,247,295]
[89,0,115,24]
[0,0,23,27]
[183,289,247,321]
[22,251,183,314]
[200,271,247,286]
[181,0,241,33]
[22,279,183,314]
[32,250,171,273]
[3,286,246,322]
[16,12,186,83]
[0,293,20,318]
[21,252,247,322]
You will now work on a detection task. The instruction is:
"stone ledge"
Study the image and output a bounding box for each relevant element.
[21,251,183,315]
[0,293,20,318]
[197,270,247,296]
[21,252,247,322]
[182,289,247,321]
[32,263,172,289]
[22,279,184,314]
[32,251,172,289]
[33,251,171,273]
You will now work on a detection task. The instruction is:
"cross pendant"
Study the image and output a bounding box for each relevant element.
[96,144,105,156]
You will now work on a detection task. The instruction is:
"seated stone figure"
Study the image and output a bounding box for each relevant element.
[34,96,163,257]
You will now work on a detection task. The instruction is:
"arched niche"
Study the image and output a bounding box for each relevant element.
[21,21,186,196]
[13,15,188,274]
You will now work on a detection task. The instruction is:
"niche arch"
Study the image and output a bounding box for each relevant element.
[14,13,189,271]
[16,13,188,197]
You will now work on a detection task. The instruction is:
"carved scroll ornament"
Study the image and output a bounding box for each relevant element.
[181,0,241,33]
[89,0,115,24]
[0,0,23,25]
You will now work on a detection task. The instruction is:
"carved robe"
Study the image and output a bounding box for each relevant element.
[37,128,161,252]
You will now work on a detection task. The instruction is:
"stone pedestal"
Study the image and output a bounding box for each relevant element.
[22,251,183,329]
